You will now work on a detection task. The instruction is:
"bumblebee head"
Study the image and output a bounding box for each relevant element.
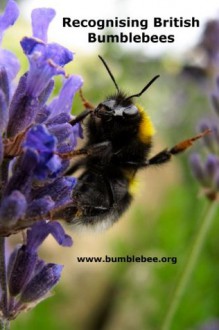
[95,55,159,121]
[94,95,139,120]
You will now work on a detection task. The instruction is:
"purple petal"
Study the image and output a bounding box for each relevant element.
[30,177,77,208]
[31,8,56,42]
[33,259,46,276]
[0,49,20,80]
[0,0,19,43]
[45,43,73,67]
[46,221,73,246]
[8,95,40,137]
[0,191,27,226]
[57,128,81,153]
[20,263,63,303]
[4,149,38,196]
[35,106,51,124]
[48,123,74,144]
[38,79,54,105]
[26,220,73,252]
[7,74,32,137]
[8,245,38,296]
[23,124,62,180]
[20,37,44,56]
[24,124,56,153]
[7,245,20,280]
[60,122,83,153]
[46,113,71,126]
[48,75,83,116]
[35,154,62,180]
[25,196,55,219]
[72,121,83,144]
[47,120,82,153]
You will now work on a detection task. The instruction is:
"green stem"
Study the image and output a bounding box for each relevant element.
[0,319,9,330]
[161,201,218,330]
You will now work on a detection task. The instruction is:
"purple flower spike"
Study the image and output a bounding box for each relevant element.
[0,0,83,321]
[31,8,56,43]
[20,263,63,303]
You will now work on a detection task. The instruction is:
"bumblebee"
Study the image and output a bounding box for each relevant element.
[53,56,209,230]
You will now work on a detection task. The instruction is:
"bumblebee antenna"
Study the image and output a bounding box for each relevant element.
[125,75,160,101]
[98,55,120,93]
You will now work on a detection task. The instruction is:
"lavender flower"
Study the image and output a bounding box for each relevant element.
[7,221,72,319]
[181,19,219,85]
[0,0,83,324]
[200,20,219,64]
[0,1,83,232]
[190,81,219,200]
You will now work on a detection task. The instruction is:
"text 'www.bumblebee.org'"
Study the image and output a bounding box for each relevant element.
[76,255,177,264]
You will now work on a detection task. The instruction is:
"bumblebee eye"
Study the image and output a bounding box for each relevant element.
[95,101,115,118]
[102,100,116,110]
[123,105,138,117]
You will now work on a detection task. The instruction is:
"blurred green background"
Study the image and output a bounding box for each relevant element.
[3,5,219,330]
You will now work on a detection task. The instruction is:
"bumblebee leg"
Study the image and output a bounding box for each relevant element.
[104,175,116,206]
[59,141,112,160]
[147,129,211,166]
[69,89,95,126]
[69,109,92,126]
[79,89,95,110]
